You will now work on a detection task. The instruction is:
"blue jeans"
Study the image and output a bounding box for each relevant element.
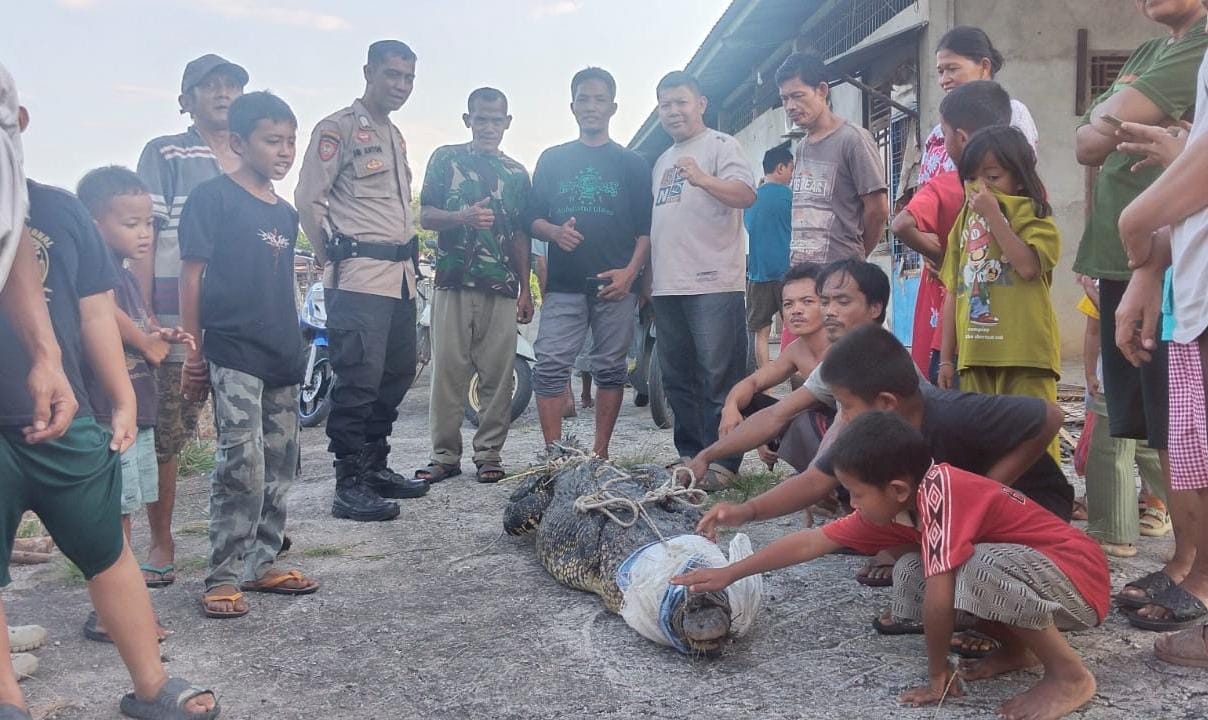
[653,292,746,472]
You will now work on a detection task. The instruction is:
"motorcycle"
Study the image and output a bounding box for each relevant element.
[298,281,334,428]
[414,273,536,428]
[628,304,673,430]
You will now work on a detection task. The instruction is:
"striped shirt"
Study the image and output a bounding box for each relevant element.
[136,127,222,362]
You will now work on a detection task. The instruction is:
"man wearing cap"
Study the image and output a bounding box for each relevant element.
[296,39,430,522]
[133,53,247,586]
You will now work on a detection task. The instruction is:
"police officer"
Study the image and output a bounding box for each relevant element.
[296,40,429,522]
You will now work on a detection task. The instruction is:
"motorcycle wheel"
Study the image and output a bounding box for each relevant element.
[299,350,334,428]
[648,343,673,430]
[464,356,533,428]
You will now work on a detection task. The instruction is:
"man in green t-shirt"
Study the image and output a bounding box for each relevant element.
[418,88,533,485]
[1074,0,1207,614]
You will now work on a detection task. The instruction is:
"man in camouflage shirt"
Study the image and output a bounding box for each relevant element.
[418,87,532,483]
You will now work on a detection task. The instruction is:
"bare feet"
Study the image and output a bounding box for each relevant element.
[961,643,1039,680]
[997,668,1096,720]
[580,394,594,409]
[92,615,171,643]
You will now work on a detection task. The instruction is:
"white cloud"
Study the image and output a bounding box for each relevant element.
[57,0,100,8]
[194,0,351,31]
[531,1,581,19]
[112,84,177,100]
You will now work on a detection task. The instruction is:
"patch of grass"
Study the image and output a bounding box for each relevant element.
[178,521,210,537]
[178,439,215,477]
[59,559,85,586]
[16,514,45,539]
[612,443,662,471]
[175,555,208,573]
[301,545,344,558]
[713,468,783,505]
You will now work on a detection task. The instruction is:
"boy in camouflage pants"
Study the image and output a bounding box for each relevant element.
[178,91,319,618]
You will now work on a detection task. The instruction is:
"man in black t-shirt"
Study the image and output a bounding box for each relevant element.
[525,67,652,458]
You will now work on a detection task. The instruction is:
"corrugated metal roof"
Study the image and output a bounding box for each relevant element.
[628,0,826,160]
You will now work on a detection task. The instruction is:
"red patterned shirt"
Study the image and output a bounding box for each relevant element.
[822,463,1109,622]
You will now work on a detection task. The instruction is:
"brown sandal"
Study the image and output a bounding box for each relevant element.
[240,569,320,596]
[201,590,248,619]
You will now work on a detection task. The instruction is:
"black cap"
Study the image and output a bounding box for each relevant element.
[180,54,249,95]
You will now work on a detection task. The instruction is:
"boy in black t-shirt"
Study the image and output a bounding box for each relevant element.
[0,108,219,716]
[178,91,318,619]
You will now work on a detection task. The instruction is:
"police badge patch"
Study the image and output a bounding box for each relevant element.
[318,133,340,162]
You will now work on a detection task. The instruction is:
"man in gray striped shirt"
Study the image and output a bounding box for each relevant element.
[132,54,246,588]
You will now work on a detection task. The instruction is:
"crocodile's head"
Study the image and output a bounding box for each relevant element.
[669,589,732,657]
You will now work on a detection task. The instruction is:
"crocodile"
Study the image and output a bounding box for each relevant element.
[504,455,745,655]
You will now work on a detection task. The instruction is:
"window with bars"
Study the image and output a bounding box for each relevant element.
[1090,52,1131,98]
[811,0,918,59]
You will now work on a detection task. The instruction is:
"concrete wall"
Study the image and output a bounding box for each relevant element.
[733,105,791,178]
[922,0,1159,361]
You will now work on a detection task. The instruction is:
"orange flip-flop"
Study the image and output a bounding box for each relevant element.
[240,570,320,596]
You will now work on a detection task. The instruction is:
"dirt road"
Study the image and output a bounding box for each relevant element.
[6,371,1203,719]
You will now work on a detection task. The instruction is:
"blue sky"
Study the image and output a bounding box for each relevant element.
[7,0,730,197]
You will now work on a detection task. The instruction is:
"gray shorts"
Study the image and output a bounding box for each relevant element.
[120,427,159,514]
[534,292,637,397]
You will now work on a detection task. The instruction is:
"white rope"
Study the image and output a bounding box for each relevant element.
[572,464,708,544]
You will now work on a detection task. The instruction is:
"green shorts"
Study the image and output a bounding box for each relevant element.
[0,417,124,586]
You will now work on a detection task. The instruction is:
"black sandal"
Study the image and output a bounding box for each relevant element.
[872,611,923,635]
[950,630,1000,659]
[476,462,506,484]
[1115,570,1176,609]
[118,677,220,719]
[1126,585,1208,631]
[414,462,461,483]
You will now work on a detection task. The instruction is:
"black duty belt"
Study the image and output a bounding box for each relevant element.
[327,233,412,263]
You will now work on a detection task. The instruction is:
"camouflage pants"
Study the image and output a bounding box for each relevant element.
[205,364,299,591]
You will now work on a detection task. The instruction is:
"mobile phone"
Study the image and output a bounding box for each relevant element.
[585,275,611,293]
[1101,113,1124,128]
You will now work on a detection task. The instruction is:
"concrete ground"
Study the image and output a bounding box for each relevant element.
[6,368,1208,719]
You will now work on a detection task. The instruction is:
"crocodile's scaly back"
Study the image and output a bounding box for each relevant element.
[526,460,702,613]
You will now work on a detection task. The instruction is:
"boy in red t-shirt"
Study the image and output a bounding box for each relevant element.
[673,411,1108,720]
[891,80,1013,380]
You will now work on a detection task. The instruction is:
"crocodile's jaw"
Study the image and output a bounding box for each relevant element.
[673,591,732,657]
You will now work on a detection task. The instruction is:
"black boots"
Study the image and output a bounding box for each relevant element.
[331,458,401,522]
[359,439,430,499]
[331,441,429,522]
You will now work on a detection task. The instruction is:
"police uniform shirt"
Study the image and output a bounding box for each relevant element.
[295,98,415,299]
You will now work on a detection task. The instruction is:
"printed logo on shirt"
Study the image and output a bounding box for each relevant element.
[959,212,1009,327]
[655,166,685,206]
[259,228,291,268]
[556,165,619,215]
[29,228,53,301]
[1000,486,1027,505]
[791,159,837,201]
